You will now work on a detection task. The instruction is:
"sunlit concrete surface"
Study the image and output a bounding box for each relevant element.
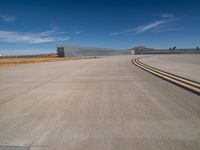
[141,54,200,82]
[0,55,199,150]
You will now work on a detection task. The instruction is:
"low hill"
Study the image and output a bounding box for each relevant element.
[128,46,154,53]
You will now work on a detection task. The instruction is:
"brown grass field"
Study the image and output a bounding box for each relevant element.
[0,54,98,67]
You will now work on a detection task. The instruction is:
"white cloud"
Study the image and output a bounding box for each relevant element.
[75,31,83,35]
[152,26,185,33]
[0,29,70,44]
[0,49,54,56]
[160,14,174,18]
[39,27,68,36]
[135,19,173,33]
[0,15,16,22]
[110,14,179,35]
[109,32,124,35]
[109,29,136,35]
[75,31,81,34]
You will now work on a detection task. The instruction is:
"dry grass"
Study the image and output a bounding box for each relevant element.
[0,55,98,67]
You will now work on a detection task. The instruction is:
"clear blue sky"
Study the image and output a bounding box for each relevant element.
[0,0,200,55]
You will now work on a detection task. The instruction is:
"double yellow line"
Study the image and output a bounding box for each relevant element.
[132,58,200,95]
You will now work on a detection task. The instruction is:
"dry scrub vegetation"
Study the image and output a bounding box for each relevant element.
[0,54,98,67]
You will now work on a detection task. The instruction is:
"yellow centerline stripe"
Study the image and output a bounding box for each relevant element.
[136,58,200,88]
[135,59,200,88]
[132,59,200,93]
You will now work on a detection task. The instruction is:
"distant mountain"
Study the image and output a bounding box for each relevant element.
[128,46,154,53]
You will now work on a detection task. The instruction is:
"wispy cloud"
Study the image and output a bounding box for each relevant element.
[0,15,16,22]
[0,29,70,44]
[151,24,185,33]
[110,32,125,36]
[0,48,54,56]
[135,19,174,33]
[160,13,174,19]
[110,14,180,35]
[75,31,83,35]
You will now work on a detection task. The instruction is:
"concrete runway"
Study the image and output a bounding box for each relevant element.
[0,55,199,150]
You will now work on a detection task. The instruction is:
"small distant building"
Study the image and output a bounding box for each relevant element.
[128,49,135,55]
[57,47,65,57]
[57,44,131,57]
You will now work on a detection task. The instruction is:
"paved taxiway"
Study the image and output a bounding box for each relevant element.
[0,55,199,150]
[141,54,200,82]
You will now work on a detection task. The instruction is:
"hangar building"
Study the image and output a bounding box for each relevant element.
[57,45,131,57]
